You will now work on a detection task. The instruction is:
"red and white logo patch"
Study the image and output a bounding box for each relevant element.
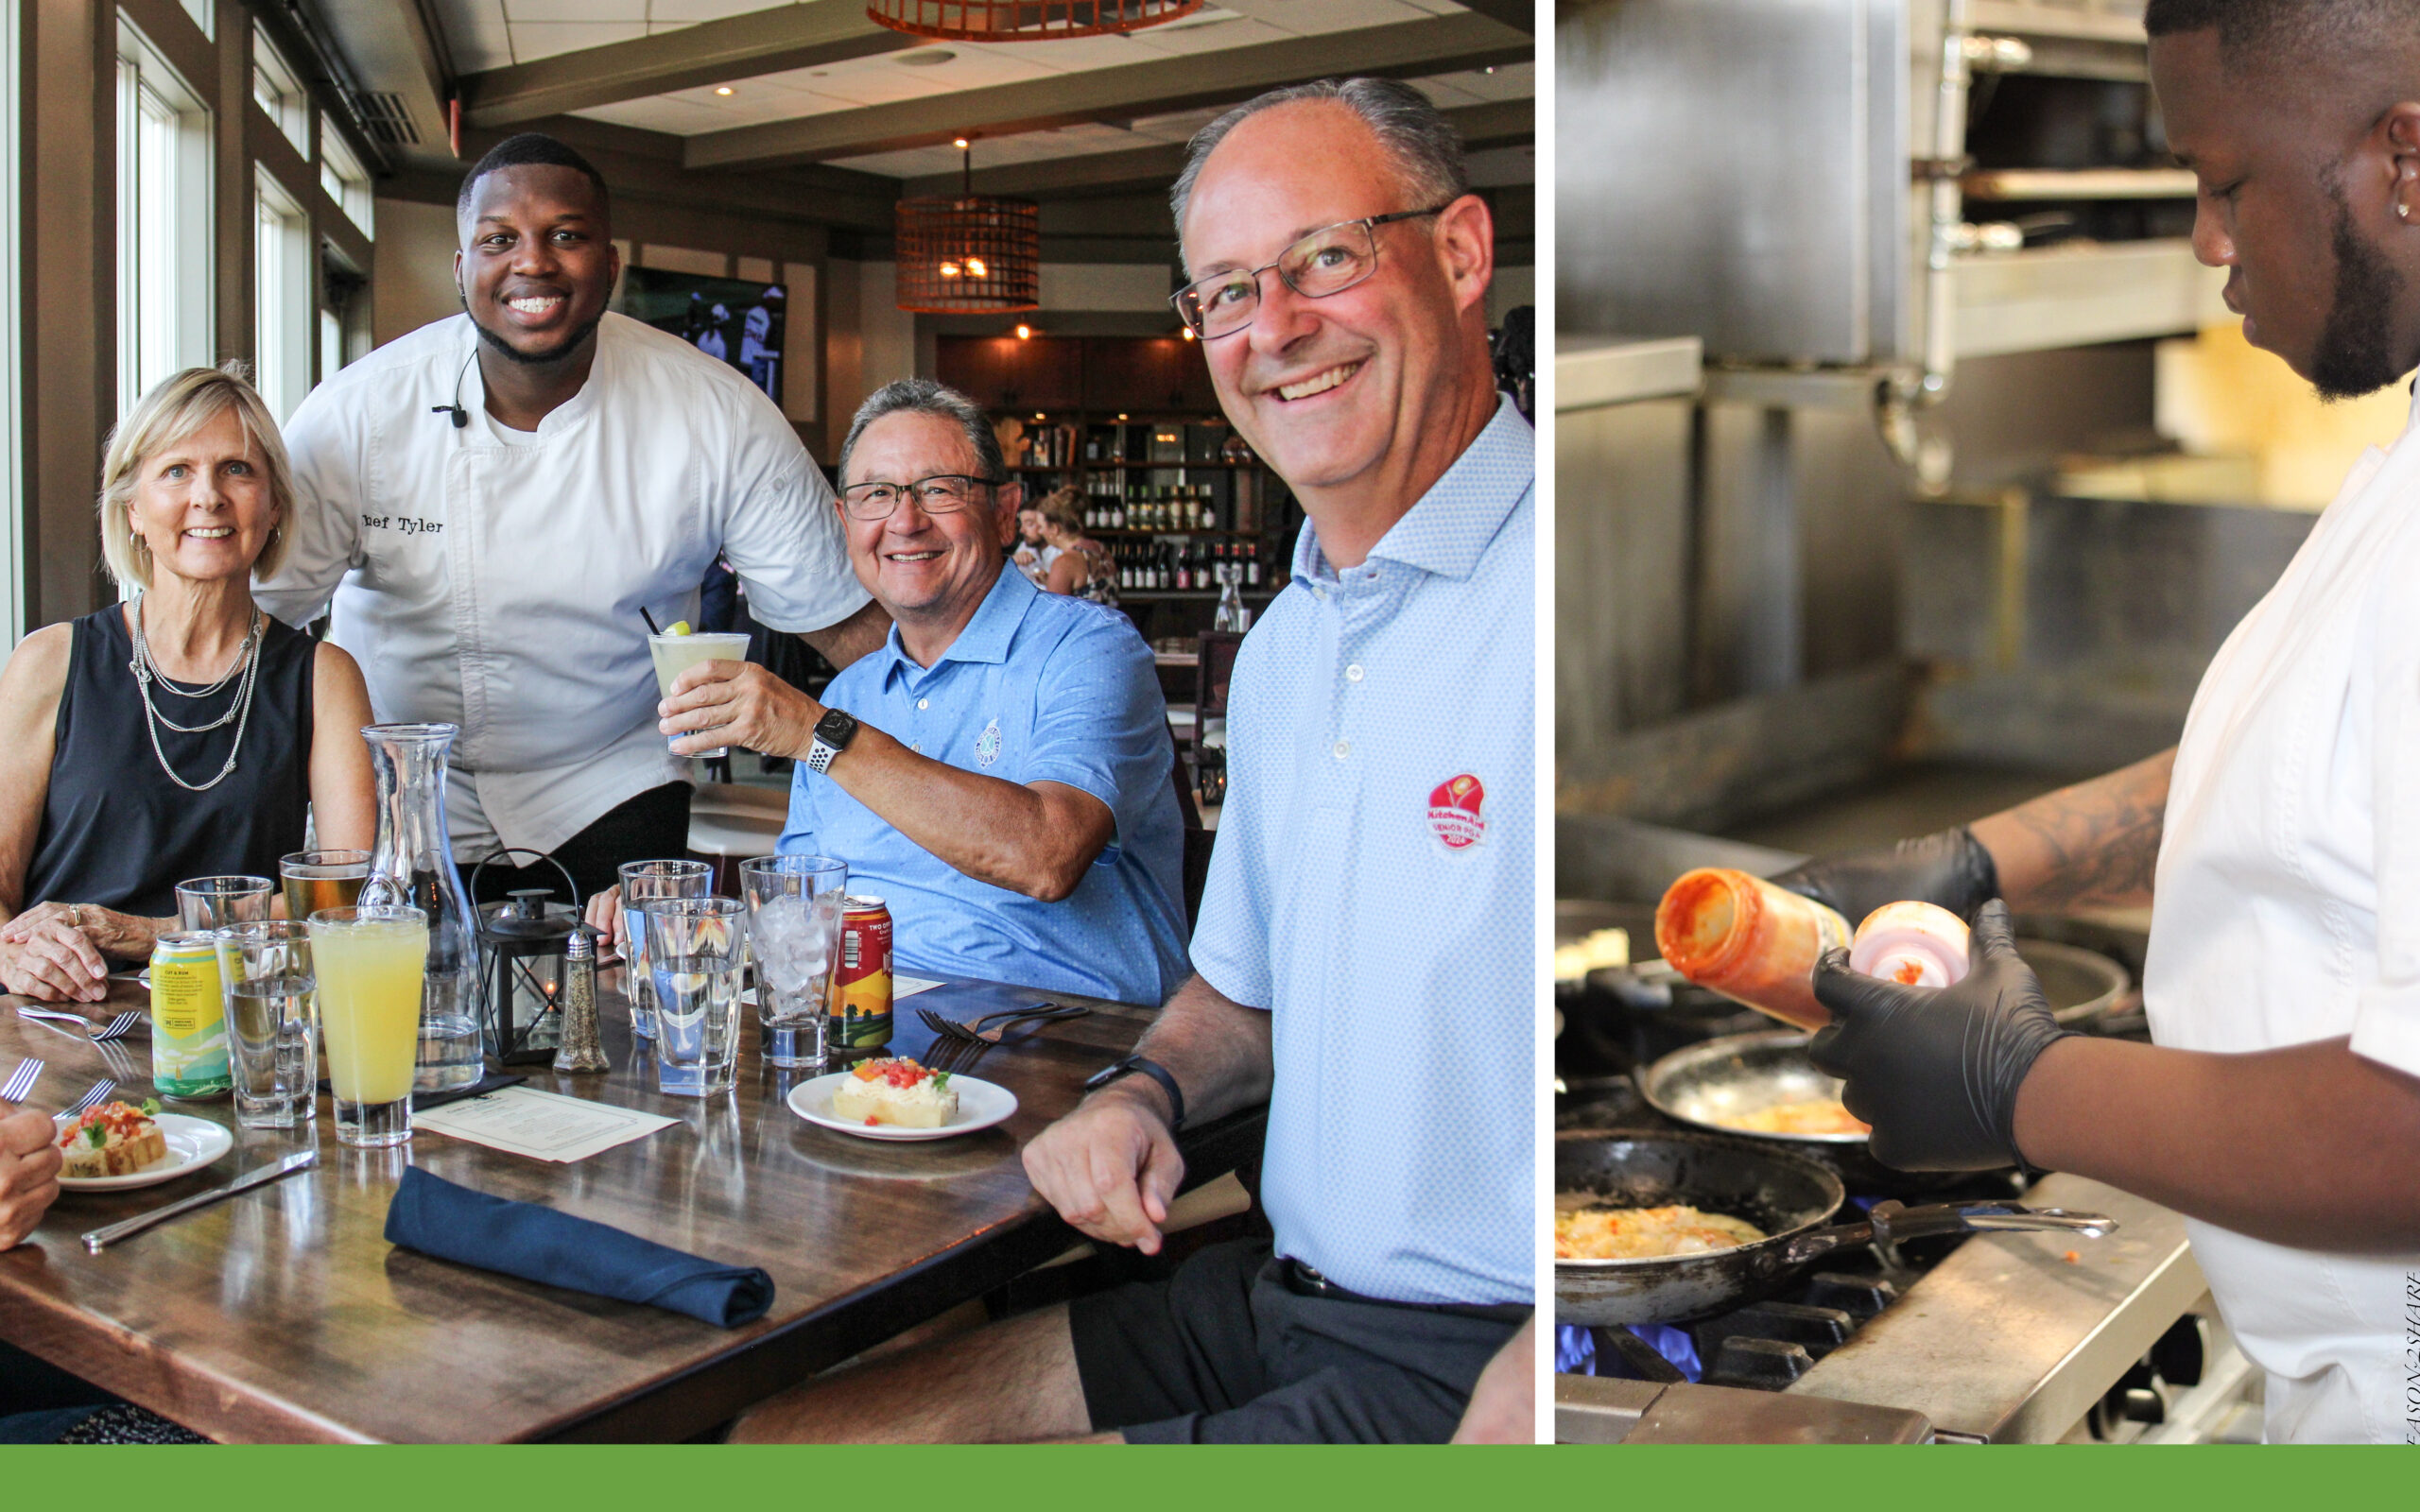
[1426,773,1487,850]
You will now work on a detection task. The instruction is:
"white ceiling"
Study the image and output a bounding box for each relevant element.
[430,0,1531,181]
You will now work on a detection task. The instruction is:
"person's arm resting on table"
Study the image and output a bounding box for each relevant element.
[1020,972,1273,1257]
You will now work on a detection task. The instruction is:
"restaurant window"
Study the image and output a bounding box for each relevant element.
[116,15,214,420]
[254,168,311,421]
[252,25,307,156]
[321,251,367,380]
[320,114,372,237]
[0,0,20,642]
[181,0,212,40]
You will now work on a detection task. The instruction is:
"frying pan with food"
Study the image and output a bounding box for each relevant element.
[1555,1131,2115,1326]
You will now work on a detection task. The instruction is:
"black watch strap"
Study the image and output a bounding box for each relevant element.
[1084,1054,1185,1132]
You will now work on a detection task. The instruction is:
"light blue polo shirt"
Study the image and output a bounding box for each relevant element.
[1190,394,1534,1307]
[779,565,1188,1005]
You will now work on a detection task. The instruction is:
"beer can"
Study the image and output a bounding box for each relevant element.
[835,896,893,1048]
[150,931,232,1099]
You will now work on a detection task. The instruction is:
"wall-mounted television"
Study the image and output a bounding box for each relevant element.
[614,267,786,404]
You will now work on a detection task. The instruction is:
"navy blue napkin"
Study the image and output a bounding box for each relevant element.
[383,1167,774,1328]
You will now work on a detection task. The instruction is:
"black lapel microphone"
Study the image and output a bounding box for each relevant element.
[432,348,475,428]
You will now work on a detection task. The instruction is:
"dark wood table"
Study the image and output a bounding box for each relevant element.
[0,974,1263,1442]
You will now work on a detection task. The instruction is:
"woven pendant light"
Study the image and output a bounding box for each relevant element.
[895,139,1041,313]
[868,0,1201,43]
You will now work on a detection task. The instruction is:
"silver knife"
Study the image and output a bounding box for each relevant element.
[81,1149,319,1253]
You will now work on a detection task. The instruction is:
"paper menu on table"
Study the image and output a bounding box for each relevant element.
[411,1086,678,1163]
[894,975,942,1000]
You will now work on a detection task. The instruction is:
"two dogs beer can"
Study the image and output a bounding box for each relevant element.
[150,931,233,1099]
[835,896,893,1048]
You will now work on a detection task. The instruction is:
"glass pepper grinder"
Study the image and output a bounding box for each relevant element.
[553,927,609,1074]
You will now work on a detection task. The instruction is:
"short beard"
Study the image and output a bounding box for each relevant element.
[2308,178,2410,402]
[466,303,605,369]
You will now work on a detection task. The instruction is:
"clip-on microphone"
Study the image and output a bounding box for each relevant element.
[432,348,476,428]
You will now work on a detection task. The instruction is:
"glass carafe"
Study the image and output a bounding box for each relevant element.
[356,723,487,1091]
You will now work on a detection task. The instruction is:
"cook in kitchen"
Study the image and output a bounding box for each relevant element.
[1779,0,2420,1446]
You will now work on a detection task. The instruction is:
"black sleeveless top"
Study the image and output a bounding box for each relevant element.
[24,607,316,920]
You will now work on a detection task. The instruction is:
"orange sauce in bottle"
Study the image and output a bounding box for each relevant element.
[1652,868,1852,1029]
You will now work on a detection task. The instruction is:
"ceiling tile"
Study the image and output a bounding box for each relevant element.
[1115,16,1293,55]
[508,20,650,60]
[1211,0,1425,34]
[571,96,740,133]
[508,0,648,21]
[648,0,799,19]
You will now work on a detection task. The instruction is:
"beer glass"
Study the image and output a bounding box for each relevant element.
[617,859,711,1040]
[739,855,846,1070]
[280,850,370,924]
[309,905,427,1147]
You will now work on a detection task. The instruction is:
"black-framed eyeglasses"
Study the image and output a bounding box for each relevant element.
[1169,205,1454,340]
[839,473,997,521]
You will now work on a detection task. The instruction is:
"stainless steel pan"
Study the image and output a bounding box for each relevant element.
[1555,1131,2115,1325]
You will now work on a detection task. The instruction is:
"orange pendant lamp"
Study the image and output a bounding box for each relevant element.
[895,139,1041,314]
[867,0,1201,43]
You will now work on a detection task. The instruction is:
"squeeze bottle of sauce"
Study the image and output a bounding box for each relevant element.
[1846,901,1971,988]
[1652,868,1851,1029]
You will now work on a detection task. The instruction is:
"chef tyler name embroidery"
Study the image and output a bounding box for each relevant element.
[361,513,444,537]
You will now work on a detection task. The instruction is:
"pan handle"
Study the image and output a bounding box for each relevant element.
[1870,1200,2118,1246]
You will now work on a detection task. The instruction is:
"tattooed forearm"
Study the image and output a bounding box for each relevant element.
[1970,748,2176,913]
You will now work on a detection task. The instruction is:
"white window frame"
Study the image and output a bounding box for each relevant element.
[117,14,215,421]
[252,24,307,156]
[0,0,22,642]
[181,0,212,42]
[320,113,372,237]
[253,167,311,422]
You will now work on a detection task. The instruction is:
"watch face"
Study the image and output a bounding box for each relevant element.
[817,709,856,747]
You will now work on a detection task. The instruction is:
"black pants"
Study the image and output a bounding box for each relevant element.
[1066,1239,1528,1443]
[467,782,694,906]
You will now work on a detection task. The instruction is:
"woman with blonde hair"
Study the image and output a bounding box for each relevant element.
[1037,489,1117,605]
[0,365,376,1005]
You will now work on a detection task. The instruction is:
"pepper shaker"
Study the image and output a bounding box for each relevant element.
[552,926,610,1074]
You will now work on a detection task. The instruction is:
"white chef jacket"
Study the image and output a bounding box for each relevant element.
[257,312,869,858]
[2144,382,2420,1444]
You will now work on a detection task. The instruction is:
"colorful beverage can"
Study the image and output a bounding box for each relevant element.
[150,931,233,1099]
[835,896,893,1048]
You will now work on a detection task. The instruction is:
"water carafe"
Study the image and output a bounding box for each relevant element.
[357,723,486,1091]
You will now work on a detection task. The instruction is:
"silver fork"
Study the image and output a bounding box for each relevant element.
[53,1078,116,1123]
[17,1006,140,1040]
[91,1011,142,1040]
[1,1057,43,1105]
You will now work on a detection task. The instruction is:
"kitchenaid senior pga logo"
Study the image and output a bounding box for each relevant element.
[1426,773,1487,852]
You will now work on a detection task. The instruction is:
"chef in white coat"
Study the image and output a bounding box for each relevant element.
[259,134,886,898]
[1779,0,2420,1443]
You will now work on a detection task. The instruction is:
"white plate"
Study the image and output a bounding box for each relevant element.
[786,1071,1016,1142]
[56,1112,234,1192]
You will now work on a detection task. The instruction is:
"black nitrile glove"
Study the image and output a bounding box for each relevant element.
[1808,900,2075,1172]
[1771,825,2000,929]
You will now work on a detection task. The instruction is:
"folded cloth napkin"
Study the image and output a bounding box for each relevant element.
[383,1167,774,1327]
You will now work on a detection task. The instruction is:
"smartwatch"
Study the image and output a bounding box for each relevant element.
[804,708,858,775]
[1083,1054,1185,1132]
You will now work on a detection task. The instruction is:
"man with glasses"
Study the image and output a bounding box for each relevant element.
[635,378,1187,1006]
[733,77,1531,1445]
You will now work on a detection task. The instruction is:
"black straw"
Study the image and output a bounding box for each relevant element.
[640,607,661,635]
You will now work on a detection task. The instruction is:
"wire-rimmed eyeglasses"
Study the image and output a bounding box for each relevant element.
[1169,205,1453,340]
[839,474,997,522]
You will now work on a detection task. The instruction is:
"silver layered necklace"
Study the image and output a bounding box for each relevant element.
[128,594,264,793]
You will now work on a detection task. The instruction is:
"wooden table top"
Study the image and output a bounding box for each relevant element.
[0,974,1261,1443]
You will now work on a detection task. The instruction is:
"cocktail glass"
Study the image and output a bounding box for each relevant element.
[618,859,711,1041]
[309,905,428,1147]
[648,631,754,757]
[636,896,746,1097]
[176,875,273,933]
[216,920,317,1128]
[739,854,846,1071]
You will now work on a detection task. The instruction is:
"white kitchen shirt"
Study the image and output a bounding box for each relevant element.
[2143,383,2420,1443]
[257,312,869,859]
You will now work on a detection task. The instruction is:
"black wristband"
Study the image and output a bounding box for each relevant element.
[1084,1055,1185,1132]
